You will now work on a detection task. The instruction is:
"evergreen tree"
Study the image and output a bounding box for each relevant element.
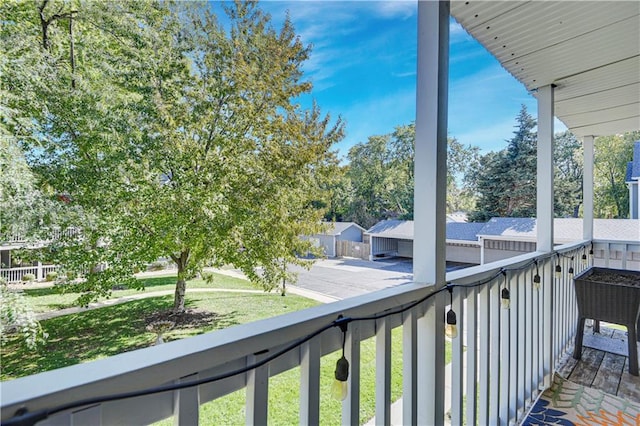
[468,106,584,221]
[554,131,583,217]
[470,105,537,220]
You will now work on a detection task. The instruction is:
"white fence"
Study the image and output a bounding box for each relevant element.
[593,239,640,271]
[0,265,59,283]
[1,227,79,246]
[0,241,597,426]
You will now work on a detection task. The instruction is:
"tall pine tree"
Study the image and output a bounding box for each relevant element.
[470,105,537,220]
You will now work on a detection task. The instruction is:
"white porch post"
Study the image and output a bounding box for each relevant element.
[537,85,554,252]
[537,84,554,387]
[413,0,449,424]
[583,136,595,239]
[413,0,448,286]
[628,184,635,219]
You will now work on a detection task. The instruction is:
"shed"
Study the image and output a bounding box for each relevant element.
[311,222,365,258]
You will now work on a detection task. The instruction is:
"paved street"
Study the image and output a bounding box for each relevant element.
[288,258,414,300]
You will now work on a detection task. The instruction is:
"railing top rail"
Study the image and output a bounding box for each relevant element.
[593,238,640,245]
[445,240,588,285]
[0,239,592,422]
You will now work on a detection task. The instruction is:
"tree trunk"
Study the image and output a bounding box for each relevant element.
[174,274,186,312]
[68,13,76,89]
[172,251,189,312]
[39,0,50,51]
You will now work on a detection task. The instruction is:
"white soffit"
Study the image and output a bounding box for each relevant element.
[450,1,640,138]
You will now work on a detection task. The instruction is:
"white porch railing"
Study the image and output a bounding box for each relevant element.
[593,239,640,271]
[0,241,617,425]
[0,265,59,283]
[0,227,79,246]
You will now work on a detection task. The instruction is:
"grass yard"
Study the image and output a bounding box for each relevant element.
[170,330,453,426]
[22,272,258,313]
[1,290,317,381]
[4,272,453,425]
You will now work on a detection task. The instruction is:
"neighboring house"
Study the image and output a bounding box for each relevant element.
[626,140,640,219]
[0,228,77,283]
[366,218,640,267]
[309,222,366,258]
[445,222,486,264]
[366,220,415,259]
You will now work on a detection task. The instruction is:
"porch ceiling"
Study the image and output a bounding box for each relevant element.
[450,1,640,138]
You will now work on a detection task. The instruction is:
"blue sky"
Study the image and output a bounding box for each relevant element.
[252,1,565,159]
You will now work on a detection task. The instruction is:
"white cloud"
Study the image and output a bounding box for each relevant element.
[372,1,416,19]
[392,71,417,78]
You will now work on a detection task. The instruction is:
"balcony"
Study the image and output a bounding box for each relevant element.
[1,1,639,425]
[0,241,638,426]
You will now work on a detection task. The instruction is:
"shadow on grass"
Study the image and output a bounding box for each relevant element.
[23,286,63,297]
[136,275,178,290]
[1,296,239,381]
[22,276,178,298]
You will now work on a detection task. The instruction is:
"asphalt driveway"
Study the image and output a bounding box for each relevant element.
[289,258,414,300]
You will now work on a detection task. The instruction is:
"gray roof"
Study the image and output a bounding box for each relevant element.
[593,219,640,241]
[365,220,414,240]
[477,218,640,242]
[477,218,537,239]
[365,220,483,242]
[446,222,485,242]
[365,218,640,243]
[320,222,365,236]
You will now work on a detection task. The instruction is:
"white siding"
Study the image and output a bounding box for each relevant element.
[446,244,480,264]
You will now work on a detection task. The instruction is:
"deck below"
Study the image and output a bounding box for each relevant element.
[556,324,640,404]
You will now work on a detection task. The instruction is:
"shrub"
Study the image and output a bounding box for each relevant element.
[21,273,36,282]
[0,283,47,349]
[147,261,167,271]
[202,271,215,285]
[45,271,58,282]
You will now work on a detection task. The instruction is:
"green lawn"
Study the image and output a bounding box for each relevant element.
[6,272,453,425]
[23,272,259,313]
[157,329,452,426]
[1,291,317,381]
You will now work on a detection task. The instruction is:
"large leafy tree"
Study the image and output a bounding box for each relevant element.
[593,132,640,218]
[2,0,343,311]
[344,124,479,228]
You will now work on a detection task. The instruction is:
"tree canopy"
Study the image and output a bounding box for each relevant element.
[593,132,640,218]
[468,106,585,222]
[2,0,343,311]
[333,124,478,228]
